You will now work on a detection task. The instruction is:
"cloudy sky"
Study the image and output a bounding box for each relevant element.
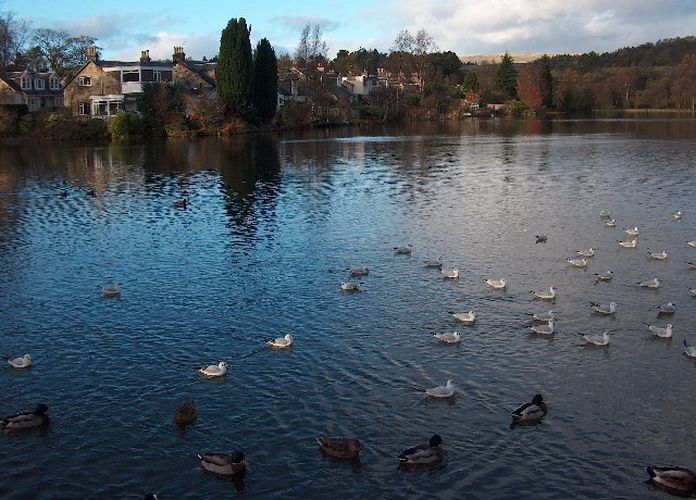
[6,0,696,61]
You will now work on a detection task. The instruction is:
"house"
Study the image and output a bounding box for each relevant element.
[171,46,219,117]
[63,47,175,118]
[277,78,308,110]
[0,66,64,112]
[338,74,380,96]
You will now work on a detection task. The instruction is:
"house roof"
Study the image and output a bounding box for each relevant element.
[174,59,216,87]
[62,59,174,87]
[0,69,63,96]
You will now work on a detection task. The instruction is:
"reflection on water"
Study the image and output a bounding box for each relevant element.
[1,120,696,498]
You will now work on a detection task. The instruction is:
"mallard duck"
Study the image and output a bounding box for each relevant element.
[349,266,369,277]
[2,404,49,434]
[394,244,412,255]
[646,466,696,496]
[174,198,188,209]
[198,451,249,476]
[98,282,122,297]
[316,437,363,459]
[267,333,293,349]
[4,353,31,369]
[511,394,547,427]
[198,361,228,378]
[398,434,444,466]
[173,400,197,426]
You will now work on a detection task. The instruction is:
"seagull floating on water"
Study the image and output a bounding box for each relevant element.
[672,210,684,220]
[198,361,228,378]
[576,248,595,258]
[567,258,588,268]
[648,250,668,260]
[638,277,660,289]
[531,287,556,300]
[529,310,555,322]
[98,282,122,297]
[644,322,673,338]
[394,244,413,255]
[624,227,639,237]
[425,379,456,398]
[448,310,476,324]
[530,319,555,335]
[599,210,612,219]
[603,219,616,227]
[689,288,696,298]
[657,302,676,315]
[687,262,696,270]
[590,301,617,315]
[687,241,696,249]
[423,257,443,268]
[267,333,293,349]
[594,270,614,283]
[349,266,369,277]
[618,238,637,249]
[684,340,696,358]
[340,282,362,292]
[4,353,31,369]
[484,278,506,289]
[441,267,460,279]
[433,331,462,344]
[579,330,610,346]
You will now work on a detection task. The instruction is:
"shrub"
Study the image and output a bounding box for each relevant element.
[107,112,146,141]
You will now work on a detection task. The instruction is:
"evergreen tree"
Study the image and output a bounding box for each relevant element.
[539,54,553,108]
[216,17,254,114]
[462,71,479,92]
[253,38,278,122]
[495,52,518,99]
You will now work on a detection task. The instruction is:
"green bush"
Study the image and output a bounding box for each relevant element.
[18,114,34,135]
[107,112,146,141]
[83,118,108,140]
[44,109,81,140]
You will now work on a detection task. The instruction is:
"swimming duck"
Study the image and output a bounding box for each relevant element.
[433,331,461,344]
[98,282,122,297]
[448,310,476,324]
[4,353,31,369]
[198,451,249,476]
[590,301,617,315]
[485,278,506,289]
[579,330,610,346]
[316,437,363,460]
[599,210,612,219]
[340,282,362,292]
[349,266,369,277]
[441,267,460,279]
[2,404,49,434]
[535,235,547,244]
[394,244,413,255]
[576,248,595,258]
[173,400,197,426]
[398,434,444,466]
[267,333,293,349]
[531,287,556,300]
[198,361,228,378]
[646,466,696,496]
[174,198,188,209]
[683,339,696,358]
[425,379,456,398]
[510,394,547,426]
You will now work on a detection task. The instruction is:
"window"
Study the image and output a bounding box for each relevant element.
[35,78,45,90]
[141,69,155,82]
[54,96,63,107]
[78,102,91,115]
[20,76,31,90]
[159,70,172,82]
[122,70,139,82]
[49,77,60,90]
[78,76,91,86]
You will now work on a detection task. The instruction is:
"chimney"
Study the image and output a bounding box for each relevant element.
[87,46,98,63]
[140,50,151,63]
[173,46,186,63]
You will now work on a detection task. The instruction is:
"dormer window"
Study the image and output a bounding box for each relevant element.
[20,76,31,90]
[35,78,45,90]
[78,76,92,86]
[49,77,60,90]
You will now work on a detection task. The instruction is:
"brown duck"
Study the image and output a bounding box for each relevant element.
[2,404,49,434]
[316,437,363,459]
[173,400,197,426]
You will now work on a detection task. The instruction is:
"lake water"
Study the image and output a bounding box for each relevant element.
[1,119,696,499]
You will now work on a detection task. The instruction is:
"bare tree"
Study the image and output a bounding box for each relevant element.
[413,29,437,92]
[0,10,31,67]
[31,29,98,77]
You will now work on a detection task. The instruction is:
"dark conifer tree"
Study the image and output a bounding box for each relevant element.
[253,38,278,122]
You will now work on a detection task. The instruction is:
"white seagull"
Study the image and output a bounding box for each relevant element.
[441,267,460,279]
[594,270,614,283]
[99,282,122,297]
[529,310,555,322]
[567,258,588,268]
[687,241,696,249]
[433,331,462,344]
[687,262,696,270]
[618,238,637,249]
[340,282,362,292]
[577,248,595,258]
[484,278,506,289]
[603,219,616,228]
[624,227,640,237]
[394,244,413,255]
[199,361,228,378]
[423,257,443,268]
[267,333,293,349]
[648,250,668,260]
[425,379,456,398]
[4,353,31,369]
[600,210,612,219]
[657,302,676,315]
[683,339,696,358]
[531,287,556,300]
[579,330,610,346]
[638,277,660,289]
[590,301,617,315]
[530,319,555,335]
[644,322,673,338]
[689,288,696,298]
[448,310,476,324]
[672,211,684,220]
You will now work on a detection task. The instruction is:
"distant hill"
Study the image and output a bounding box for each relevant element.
[459,52,569,65]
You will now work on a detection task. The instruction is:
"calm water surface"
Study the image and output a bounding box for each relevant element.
[1,119,696,499]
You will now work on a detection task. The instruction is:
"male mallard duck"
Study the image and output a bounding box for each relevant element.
[198,451,249,476]
[267,333,293,349]
[510,394,547,427]
[198,361,228,378]
[398,434,444,466]
[4,353,31,369]
[173,400,197,426]
[316,437,363,459]
[646,466,696,496]
[2,404,49,434]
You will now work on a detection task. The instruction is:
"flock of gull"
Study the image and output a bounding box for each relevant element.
[4,200,696,497]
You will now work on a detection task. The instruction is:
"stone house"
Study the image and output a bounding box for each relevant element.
[171,46,219,117]
[0,66,64,112]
